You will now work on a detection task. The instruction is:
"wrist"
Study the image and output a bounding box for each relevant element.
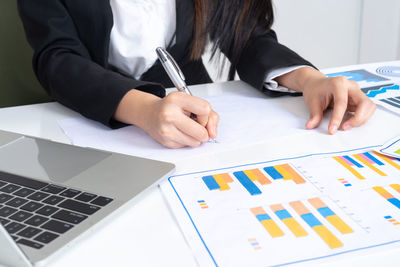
[114,89,160,129]
[276,67,325,93]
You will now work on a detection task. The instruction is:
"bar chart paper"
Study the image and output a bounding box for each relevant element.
[161,146,400,266]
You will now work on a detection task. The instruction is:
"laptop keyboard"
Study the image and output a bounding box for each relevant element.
[0,171,113,249]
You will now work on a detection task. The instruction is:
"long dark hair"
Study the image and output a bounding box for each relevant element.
[191,0,274,80]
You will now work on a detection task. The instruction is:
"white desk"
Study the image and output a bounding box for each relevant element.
[1,80,400,267]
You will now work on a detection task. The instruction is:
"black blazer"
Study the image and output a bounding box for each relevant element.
[18,0,312,128]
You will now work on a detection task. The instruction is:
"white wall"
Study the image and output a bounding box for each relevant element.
[204,0,400,81]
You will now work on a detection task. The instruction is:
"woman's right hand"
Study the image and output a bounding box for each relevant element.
[114,90,219,149]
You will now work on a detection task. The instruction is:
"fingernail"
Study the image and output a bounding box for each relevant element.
[329,124,338,134]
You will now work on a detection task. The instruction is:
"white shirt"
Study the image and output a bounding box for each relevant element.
[108,0,304,92]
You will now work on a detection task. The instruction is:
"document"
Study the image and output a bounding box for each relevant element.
[161,146,400,266]
[58,90,306,162]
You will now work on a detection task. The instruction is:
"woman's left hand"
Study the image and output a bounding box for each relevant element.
[276,67,376,134]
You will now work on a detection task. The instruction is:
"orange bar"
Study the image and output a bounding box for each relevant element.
[290,201,310,215]
[308,197,326,209]
[215,173,234,183]
[251,169,271,185]
[281,164,306,184]
[353,154,387,176]
[251,207,267,216]
[373,186,395,200]
[270,204,285,212]
[373,151,400,170]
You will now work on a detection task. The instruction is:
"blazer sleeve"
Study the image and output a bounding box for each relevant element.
[17,0,165,128]
[236,30,316,97]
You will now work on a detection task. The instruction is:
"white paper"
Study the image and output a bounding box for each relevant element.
[58,91,306,162]
[379,136,400,159]
[161,147,400,267]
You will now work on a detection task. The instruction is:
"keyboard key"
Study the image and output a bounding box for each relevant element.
[41,184,66,194]
[18,239,44,249]
[5,222,25,234]
[75,192,97,202]
[0,193,13,204]
[13,188,34,197]
[0,218,10,226]
[0,206,17,217]
[25,215,48,227]
[17,227,42,239]
[0,184,21,194]
[43,195,65,205]
[59,199,100,215]
[91,196,113,207]
[5,197,29,208]
[34,231,59,244]
[28,192,50,201]
[9,211,33,222]
[60,189,81,198]
[36,206,59,216]
[52,210,87,224]
[41,220,73,234]
[0,181,6,188]
[11,235,19,241]
[21,201,44,212]
[0,171,48,190]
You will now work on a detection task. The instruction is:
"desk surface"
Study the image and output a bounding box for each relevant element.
[1,80,400,267]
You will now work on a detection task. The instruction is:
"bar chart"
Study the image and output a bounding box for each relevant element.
[164,147,400,267]
[202,163,306,196]
[333,151,400,180]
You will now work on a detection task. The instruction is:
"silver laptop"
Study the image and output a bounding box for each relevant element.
[0,130,175,267]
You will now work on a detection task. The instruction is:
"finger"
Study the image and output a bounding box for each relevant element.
[174,112,210,142]
[206,110,220,139]
[342,91,376,130]
[168,92,212,116]
[305,98,324,130]
[329,86,349,134]
[166,126,203,148]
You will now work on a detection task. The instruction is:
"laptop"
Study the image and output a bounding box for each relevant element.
[0,130,175,267]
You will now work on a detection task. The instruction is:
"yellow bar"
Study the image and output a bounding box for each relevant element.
[282,217,308,237]
[353,154,387,176]
[275,165,294,180]
[281,164,306,184]
[373,186,395,200]
[390,184,400,194]
[373,151,400,170]
[333,157,366,180]
[244,170,259,182]
[213,174,230,191]
[326,215,353,234]
[313,225,343,249]
[261,219,284,238]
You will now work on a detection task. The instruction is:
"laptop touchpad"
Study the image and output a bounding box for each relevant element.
[0,137,111,183]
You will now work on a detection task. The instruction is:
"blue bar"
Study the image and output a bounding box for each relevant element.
[202,176,220,190]
[343,156,363,168]
[388,198,400,209]
[233,171,262,195]
[301,213,323,227]
[264,166,283,180]
[256,214,271,222]
[363,152,384,166]
[344,184,352,187]
[275,209,292,220]
[197,200,205,203]
[317,207,335,218]
[384,216,393,219]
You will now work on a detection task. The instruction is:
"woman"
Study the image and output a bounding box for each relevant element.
[18,0,375,148]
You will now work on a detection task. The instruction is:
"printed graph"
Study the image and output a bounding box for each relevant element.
[333,151,400,180]
[362,84,400,98]
[376,66,400,78]
[373,185,400,210]
[326,69,389,83]
[202,164,306,196]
